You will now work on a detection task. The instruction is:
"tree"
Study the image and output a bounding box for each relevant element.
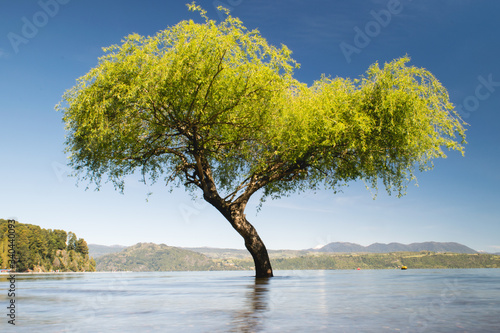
[58,4,466,277]
[15,229,32,272]
[76,238,89,255]
[53,256,61,270]
[67,232,77,252]
[51,229,68,251]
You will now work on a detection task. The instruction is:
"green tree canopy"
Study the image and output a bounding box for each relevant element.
[66,232,77,251]
[58,4,466,277]
[76,238,89,255]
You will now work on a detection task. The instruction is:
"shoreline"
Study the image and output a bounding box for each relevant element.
[0,271,132,275]
[2,267,499,275]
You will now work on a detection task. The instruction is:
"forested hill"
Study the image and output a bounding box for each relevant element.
[96,243,215,272]
[0,219,96,272]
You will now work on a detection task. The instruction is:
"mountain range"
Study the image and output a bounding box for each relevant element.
[89,241,478,260]
[313,241,478,254]
[89,242,500,272]
[89,244,127,258]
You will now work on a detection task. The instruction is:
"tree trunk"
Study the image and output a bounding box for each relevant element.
[233,212,273,278]
[218,203,274,278]
[202,185,273,277]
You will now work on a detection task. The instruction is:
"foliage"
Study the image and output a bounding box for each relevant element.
[66,231,78,251]
[58,4,466,277]
[0,219,95,272]
[58,3,466,204]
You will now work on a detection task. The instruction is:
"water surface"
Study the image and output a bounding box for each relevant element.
[2,269,499,332]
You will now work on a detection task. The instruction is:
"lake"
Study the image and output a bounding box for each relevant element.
[2,269,499,332]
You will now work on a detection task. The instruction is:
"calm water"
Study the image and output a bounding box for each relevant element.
[1,269,499,332]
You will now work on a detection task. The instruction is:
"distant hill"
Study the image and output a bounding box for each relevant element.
[272,252,500,270]
[89,244,127,258]
[315,241,477,254]
[93,242,499,272]
[95,243,215,272]
[315,242,367,253]
[183,247,252,259]
[184,247,309,259]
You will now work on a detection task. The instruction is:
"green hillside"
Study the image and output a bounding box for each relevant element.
[271,252,500,270]
[4,218,496,274]
[95,243,500,272]
[183,247,309,260]
[96,243,216,271]
[0,219,95,272]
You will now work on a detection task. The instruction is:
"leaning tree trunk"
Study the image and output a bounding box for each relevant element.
[234,214,273,278]
[200,176,274,277]
[219,203,274,278]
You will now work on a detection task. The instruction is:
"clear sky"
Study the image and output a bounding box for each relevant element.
[1,0,499,252]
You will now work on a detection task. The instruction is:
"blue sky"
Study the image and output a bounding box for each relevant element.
[1,0,499,252]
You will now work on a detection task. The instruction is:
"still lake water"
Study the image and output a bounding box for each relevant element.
[2,269,500,332]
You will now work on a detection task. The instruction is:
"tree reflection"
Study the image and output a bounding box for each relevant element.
[230,277,271,332]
